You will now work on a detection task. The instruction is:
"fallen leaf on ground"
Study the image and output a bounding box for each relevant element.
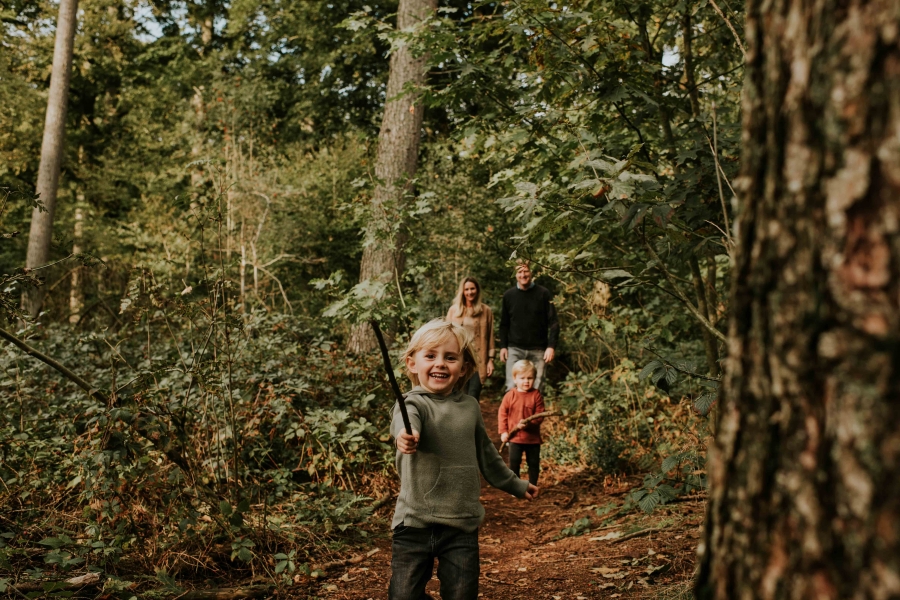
[646,563,672,577]
[591,566,627,579]
[589,531,622,541]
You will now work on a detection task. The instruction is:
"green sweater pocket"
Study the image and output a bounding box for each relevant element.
[424,466,482,519]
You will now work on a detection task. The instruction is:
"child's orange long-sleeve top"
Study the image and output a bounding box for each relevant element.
[498,389,545,445]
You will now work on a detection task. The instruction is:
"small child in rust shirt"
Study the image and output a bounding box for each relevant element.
[498,359,545,485]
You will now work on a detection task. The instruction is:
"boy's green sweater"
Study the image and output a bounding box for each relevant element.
[390,386,529,533]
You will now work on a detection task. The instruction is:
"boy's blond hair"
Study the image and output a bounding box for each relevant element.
[403,319,479,390]
[512,359,537,378]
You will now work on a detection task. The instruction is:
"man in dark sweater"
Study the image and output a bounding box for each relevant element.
[498,261,559,391]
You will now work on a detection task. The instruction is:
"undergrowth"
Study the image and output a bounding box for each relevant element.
[0,312,397,594]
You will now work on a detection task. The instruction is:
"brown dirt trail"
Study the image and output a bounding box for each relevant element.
[305,398,702,599]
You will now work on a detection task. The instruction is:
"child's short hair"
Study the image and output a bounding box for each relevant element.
[512,359,536,378]
[403,319,479,389]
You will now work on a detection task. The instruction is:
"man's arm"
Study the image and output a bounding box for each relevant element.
[546,292,560,349]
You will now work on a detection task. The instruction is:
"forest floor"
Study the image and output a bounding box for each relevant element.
[301,397,704,600]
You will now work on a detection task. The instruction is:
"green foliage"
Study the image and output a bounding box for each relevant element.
[626,450,707,513]
[556,516,593,539]
[0,0,745,586]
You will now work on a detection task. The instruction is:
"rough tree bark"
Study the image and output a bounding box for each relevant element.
[346,0,436,354]
[22,0,79,318]
[696,0,900,596]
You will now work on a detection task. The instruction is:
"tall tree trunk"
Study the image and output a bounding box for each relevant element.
[68,202,84,324]
[22,0,79,318]
[696,0,900,596]
[346,0,436,354]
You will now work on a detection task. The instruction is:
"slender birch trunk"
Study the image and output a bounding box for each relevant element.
[68,203,84,324]
[23,0,79,318]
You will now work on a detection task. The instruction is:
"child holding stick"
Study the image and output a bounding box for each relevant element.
[390,319,538,600]
[499,359,546,485]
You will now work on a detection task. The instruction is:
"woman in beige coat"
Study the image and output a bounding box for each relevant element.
[446,277,495,400]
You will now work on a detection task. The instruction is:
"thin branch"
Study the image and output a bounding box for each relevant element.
[256,266,293,314]
[499,410,559,453]
[0,327,105,402]
[707,0,746,57]
[643,346,720,382]
[641,235,726,343]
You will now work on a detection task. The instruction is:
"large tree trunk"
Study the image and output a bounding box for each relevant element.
[346,0,436,354]
[696,0,900,596]
[22,0,79,318]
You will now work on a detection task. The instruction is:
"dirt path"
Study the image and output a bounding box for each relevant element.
[306,399,702,599]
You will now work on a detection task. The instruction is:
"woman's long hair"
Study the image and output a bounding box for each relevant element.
[452,276,483,318]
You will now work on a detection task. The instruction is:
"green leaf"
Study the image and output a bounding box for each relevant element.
[694,391,716,416]
[661,452,687,473]
[219,501,232,517]
[657,484,678,503]
[600,269,633,281]
[638,491,661,513]
[638,360,663,381]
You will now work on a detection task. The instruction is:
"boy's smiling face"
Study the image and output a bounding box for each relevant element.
[406,337,466,395]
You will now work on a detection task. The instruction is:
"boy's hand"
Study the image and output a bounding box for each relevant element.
[396,430,420,454]
[500,432,509,443]
[524,484,539,500]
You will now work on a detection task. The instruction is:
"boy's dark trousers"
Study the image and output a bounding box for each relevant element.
[508,442,541,485]
[389,524,479,600]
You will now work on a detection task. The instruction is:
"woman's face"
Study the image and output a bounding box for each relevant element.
[463,282,478,305]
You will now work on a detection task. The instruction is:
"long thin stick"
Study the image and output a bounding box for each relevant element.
[499,410,559,453]
[370,320,412,435]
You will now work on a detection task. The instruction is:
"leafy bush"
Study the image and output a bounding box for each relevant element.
[0,309,397,586]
